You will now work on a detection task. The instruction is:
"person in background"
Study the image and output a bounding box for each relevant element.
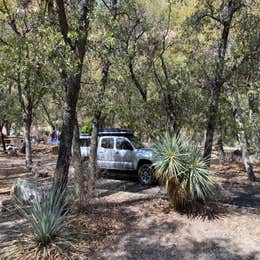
[50,127,57,142]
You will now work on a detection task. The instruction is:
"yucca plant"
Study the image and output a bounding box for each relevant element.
[8,187,75,259]
[153,132,216,210]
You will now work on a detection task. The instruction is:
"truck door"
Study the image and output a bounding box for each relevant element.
[80,137,90,157]
[114,137,135,170]
[97,137,115,169]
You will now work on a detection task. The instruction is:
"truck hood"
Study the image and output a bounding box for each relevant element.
[137,147,154,152]
[135,147,155,161]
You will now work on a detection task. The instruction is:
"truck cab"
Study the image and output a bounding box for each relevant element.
[80,128,155,185]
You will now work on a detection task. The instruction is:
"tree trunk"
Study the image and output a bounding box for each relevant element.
[159,55,179,133]
[53,0,94,191]
[233,98,256,182]
[248,92,260,157]
[216,116,225,165]
[23,113,32,168]
[55,76,82,190]
[87,112,100,197]
[86,56,110,196]
[72,114,86,206]
[166,107,179,134]
[128,58,147,102]
[0,125,6,152]
[5,122,11,137]
[42,102,55,130]
[203,85,221,162]
[217,134,225,165]
[203,1,242,162]
[17,70,33,167]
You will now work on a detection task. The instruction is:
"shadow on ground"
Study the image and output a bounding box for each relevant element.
[88,177,260,259]
[96,236,260,260]
[87,197,260,260]
[97,171,260,212]
[214,184,260,209]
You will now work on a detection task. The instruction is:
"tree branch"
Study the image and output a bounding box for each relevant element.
[55,0,74,49]
[128,57,147,102]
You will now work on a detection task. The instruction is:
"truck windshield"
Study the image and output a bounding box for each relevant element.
[129,138,143,149]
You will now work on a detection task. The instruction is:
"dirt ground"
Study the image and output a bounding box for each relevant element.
[0,147,260,259]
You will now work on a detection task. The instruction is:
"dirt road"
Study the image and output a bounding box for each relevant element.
[0,154,260,259]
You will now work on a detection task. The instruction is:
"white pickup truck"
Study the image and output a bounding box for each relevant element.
[80,128,155,185]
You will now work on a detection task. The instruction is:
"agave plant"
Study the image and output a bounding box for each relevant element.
[153,132,215,210]
[9,187,75,259]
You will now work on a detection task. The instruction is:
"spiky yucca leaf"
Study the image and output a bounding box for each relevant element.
[17,188,70,245]
[154,132,215,209]
[8,187,76,259]
[153,132,187,183]
[187,146,215,201]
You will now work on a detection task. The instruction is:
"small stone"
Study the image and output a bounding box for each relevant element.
[31,162,50,178]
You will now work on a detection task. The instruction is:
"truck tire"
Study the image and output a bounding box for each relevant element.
[138,163,154,186]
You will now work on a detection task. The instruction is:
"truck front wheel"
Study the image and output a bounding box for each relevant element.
[138,163,154,186]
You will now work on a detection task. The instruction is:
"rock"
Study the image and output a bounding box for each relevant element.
[12,178,42,204]
[31,162,49,178]
[6,145,18,156]
[34,169,49,178]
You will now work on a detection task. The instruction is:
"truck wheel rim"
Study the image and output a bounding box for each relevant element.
[140,166,152,184]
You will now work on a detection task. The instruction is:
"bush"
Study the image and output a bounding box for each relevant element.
[153,132,216,210]
[81,125,93,135]
[8,188,75,259]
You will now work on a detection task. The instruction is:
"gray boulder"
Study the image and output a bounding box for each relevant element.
[6,145,18,156]
[31,161,55,178]
[32,167,49,178]
[12,178,42,204]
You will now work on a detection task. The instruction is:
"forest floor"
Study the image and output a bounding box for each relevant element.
[0,145,260,259]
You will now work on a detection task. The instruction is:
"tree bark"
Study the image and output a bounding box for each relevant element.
[84,55,110,196]
[5,86,12,137]
[87,112,100,197]
[5,122,11,137]
[42,102,55,130]
[0,125,6,152]
[23,113,32,167]
[203,85,221,161]
[87,56,110,193]
[248,92,260,157]
[215,113,225,164]
[203,1,242,163]
[17,62,34,168]
[217,133,225,165]
[17,70,33,167]
[153,56,179,133]
[55,75,82,190]
[72,114,86,206]
[54,0,94,191]
[233,97,256,181]
[128,59,147,102]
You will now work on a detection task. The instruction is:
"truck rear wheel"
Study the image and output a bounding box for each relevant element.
[138,163,154,186]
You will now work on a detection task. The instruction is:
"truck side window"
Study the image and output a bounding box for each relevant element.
[116,138,133,150]
[80,139,90,147]
[101,138,114,149]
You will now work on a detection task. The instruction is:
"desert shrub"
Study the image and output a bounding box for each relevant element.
[153,132,216,210]
[8,188,75,259]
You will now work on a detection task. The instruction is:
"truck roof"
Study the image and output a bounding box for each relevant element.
[80,128,134,138]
